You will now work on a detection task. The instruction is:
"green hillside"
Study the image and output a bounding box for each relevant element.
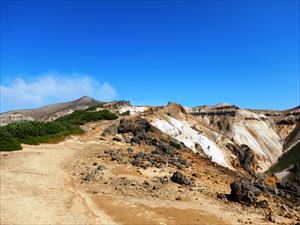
[268,142,300,173]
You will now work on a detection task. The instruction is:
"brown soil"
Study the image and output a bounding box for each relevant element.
[1,120,298,225]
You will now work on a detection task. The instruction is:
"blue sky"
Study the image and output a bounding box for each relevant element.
[1,0,299,112]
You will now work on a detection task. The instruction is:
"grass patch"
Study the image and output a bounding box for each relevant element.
[268,142,300,173]
[55,109,118,125]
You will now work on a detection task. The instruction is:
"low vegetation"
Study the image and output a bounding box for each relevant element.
[55,109,117,125]
[0,109,118,151]
[0,121,83,151]
[268,142,300,173]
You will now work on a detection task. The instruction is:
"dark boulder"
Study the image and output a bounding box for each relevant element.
[118,119,135,133]
[131,130,146,144]
[118,119,152,144]
[171,171,191,185]
[118,118,150,134]
[228,180,261,204]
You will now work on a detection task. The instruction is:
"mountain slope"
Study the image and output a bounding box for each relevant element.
[0,96,102,125]
[1,98,299,173]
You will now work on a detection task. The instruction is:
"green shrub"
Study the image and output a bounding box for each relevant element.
[56,109,118,125]
[169,140,181,149]
[268,142,300,173]
[0,128,22,151]
[0,121,83,151]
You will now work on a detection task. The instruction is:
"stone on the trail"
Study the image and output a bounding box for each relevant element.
[83,173,94,181]
[97,165,106,171]
[171,171,191,185]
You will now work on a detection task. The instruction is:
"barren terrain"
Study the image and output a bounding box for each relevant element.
[1,120,298,225]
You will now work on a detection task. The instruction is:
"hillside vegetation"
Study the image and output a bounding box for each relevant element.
[268,142,300,173]
[0,121,83,151]
[0,109,118,151]
[55,109,117,125]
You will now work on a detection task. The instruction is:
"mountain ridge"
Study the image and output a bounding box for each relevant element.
[1,96,299,173]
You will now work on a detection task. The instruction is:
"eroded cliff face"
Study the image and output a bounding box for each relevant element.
[249,106,300,150]
[189,104,283,172]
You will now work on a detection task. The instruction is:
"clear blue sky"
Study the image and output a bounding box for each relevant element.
[1,0,299,112]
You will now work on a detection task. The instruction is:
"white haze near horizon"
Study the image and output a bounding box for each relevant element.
[0,72,118,112]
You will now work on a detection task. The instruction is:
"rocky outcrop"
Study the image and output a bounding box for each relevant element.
[117,118,151,144]
[164,102,187,118]
[228,180,261,205]
[226,143,256,173]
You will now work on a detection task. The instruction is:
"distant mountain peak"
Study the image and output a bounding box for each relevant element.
[75,96,96,103]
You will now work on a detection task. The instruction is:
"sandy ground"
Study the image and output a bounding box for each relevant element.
[0,139,117,225]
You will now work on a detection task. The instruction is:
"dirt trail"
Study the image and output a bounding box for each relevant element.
[0,133,282,225]
[0,139,117,225]
[0,138,231,225]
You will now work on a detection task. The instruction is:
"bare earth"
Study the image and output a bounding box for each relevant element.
[0,140,116,225]
[0,124,297,225]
